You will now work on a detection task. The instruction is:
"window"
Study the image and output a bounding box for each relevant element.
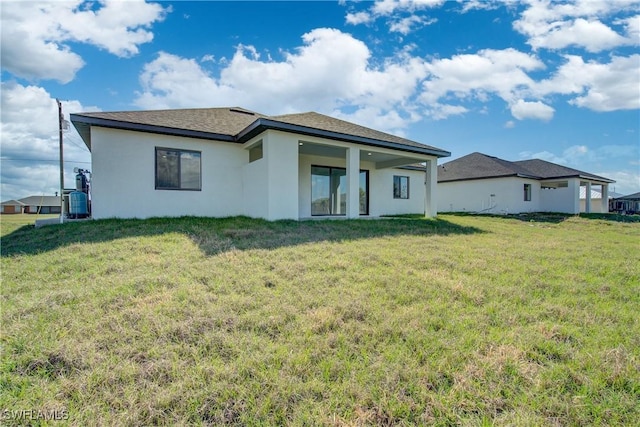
[155,148,201,190]
[393,175,409,199]
[311,166,368,216]
[249,142,263,162]
[524,183,532,201]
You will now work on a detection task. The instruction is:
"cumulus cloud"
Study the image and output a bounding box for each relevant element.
[514,0,640,52]
[135,28,430,131]
[535,54,640,111]
[0,82,96,200]
[510,99,555,121]
[420,48,545,111]
[0,0,167,83]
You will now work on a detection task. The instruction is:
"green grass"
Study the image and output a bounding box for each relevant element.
[1,214,638,425]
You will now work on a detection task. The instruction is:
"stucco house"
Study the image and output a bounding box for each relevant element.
[437,152,615,214]
[18,196,62,214]
[70,107,450,220]
[1,200,25,214]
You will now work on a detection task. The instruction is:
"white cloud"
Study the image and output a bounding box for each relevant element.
[135,29,430,131]
[420,48,544,105]
[504,120,516,128]
[346,11,373,25]
[535,54,640,112]
[514,0,640,52]
[426,103,469,120]
[345,0,444,34]
[0,82,96,201]
[510,99,555,121]
[389,15,436,35]
[0,0,167,83]
[531,18,627,52]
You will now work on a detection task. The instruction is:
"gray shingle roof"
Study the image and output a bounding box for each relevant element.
[438,152,614,183]
[1,199,26,206]
[513,159,614,182]
[71,107,450,158]
[616,192,640,200]
[19,196,61,206]
[270,112,443,153]
[73,107,265,139]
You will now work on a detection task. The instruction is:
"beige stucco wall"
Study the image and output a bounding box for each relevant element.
[438,177,540,214]
[90,127,247,219]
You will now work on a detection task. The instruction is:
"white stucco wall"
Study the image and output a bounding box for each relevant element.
[438,177,540,214]
[298,154,426,217]
[90,127,247,219]
[539,178,581,213]
[263,131,299,220]
[242,156,268,219]
[539,184,579,213]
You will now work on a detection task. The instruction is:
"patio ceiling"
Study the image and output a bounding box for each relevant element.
[297,141,424,169]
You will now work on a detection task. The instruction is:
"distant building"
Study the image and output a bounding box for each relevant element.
[437,152,615,214]
[610,192,640,215]
[0,199,26,214]
[18,196,61,214]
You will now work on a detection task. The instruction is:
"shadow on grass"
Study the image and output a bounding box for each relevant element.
[441,212,640,224]
[0,216,483,257]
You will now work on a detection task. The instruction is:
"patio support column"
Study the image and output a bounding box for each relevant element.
[346,147,360,218]
[585,182,592,213]
[424,159,437,217]
[601,184,609,212]
[568,179,580,214]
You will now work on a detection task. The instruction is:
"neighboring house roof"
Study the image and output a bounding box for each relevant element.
[1,199,26,206]
[71,107,450,158]
[438,152,615,184]
[19,196,61,206]
[513,159,614,183]
[615,192,640,200]
[438,152,539,182]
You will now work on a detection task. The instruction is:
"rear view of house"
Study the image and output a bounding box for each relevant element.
[71,107,450,220]
[437,152,615,214]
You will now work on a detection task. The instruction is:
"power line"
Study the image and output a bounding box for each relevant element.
[0,158,91,164]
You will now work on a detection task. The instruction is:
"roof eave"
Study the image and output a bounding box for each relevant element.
[539,173,615,183]
[237,118,451,158]
[438,173,520,183]
[70,114,236,148]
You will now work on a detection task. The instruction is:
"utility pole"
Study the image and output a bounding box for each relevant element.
[57,99,64,224]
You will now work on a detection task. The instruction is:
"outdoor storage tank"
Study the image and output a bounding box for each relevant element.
[69,191,88,218]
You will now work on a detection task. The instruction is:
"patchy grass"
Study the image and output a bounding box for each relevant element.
[1,214,638,425]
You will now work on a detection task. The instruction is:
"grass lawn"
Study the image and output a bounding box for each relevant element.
[1,214,638,425]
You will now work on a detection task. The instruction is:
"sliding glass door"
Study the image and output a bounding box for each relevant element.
[311,166,368,216]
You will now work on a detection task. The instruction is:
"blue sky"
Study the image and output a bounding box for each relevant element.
[1,0,639,201]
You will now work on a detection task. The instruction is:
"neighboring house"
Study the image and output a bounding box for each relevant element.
[19,196,62,214]
[437,152,615,214]
[610,192,640,214]
[0,200,25,214]
[71,107,450,220]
